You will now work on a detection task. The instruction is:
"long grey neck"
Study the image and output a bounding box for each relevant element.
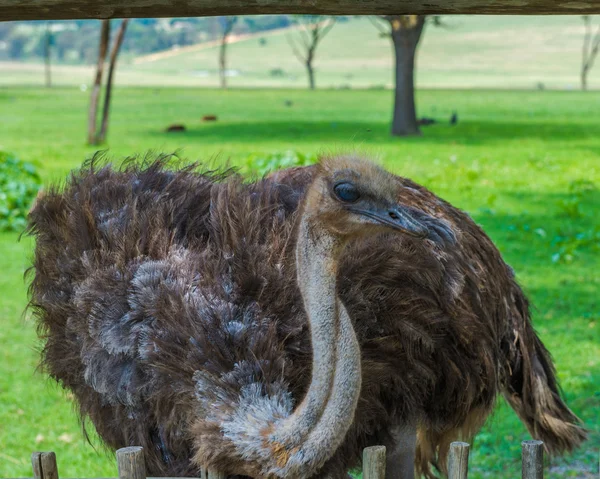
[268,214,362,477]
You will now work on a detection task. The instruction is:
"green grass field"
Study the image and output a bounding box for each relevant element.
[0,86,598,478]
[1,16,598,90]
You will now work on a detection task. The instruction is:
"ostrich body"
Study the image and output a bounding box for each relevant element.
[268,164,587,471]
[27,156,585,479]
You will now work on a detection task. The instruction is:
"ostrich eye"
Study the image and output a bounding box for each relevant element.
[334,182,360,203]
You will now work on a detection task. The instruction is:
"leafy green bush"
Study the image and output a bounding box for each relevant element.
[0,152,41,232]
[244,150,317,177]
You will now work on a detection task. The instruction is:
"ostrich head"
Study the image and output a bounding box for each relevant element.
[301,156,431,241]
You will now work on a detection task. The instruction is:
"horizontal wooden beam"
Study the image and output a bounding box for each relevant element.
[1,0,599,21]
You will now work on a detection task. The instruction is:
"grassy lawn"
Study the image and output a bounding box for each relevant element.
[0,86,598,478]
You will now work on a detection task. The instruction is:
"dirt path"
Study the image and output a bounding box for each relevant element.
[133,25,292,65]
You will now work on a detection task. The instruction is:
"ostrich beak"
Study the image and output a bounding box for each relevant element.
[351,204,429,238]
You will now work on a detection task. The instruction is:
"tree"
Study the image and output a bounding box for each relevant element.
[97,19,129,143]
[581,15,600,91]
[372,15,426,136]
[287,16,336,90]
[218,16,238,89]
[87,20,110,145]
[44,22,52,88]
[87,19,129,145]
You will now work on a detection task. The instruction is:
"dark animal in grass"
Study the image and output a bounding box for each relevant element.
[165,124,186,132]
[417,117,436,126]
[202,115,218,122]
[26,155,586,479]
[450,112,458,125]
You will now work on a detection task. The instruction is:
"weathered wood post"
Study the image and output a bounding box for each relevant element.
[522,440,544,479]
[117,446,146,479]
[362,445,386,479]
[448,441,470,479]
[200,466,227,479]
[31,451,59,479]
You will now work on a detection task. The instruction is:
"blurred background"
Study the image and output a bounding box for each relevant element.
[1,16,599,89]
[0,14,598,479]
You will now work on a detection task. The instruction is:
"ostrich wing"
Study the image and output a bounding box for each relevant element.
[27,157,226,472]
[27,157,310,476]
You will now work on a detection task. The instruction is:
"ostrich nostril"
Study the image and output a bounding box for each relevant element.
[389,211,399,220]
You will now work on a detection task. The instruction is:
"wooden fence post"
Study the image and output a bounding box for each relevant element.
[31,452,59,479]
[448,442,470,479]
[362,445,386,479]
[522,440,544,479]
[117,446,146,479]
[200,466,227,479]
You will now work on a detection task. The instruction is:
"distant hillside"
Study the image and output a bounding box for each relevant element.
[0,16,294,62]
[1,16,598,90]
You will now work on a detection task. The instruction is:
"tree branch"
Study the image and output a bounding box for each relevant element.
[316,17,336,41]
[97,18,128,143]
[430,15,455,30]
[221,16,238,37]
[587,24,600,71]
[286,33,307,63]
[297,20,313,50]
[583,15,591,67]
[87,19,110,145]
[369,15,391,37]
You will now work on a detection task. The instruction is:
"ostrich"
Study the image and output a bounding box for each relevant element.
[26,155,585,479]
[267,163,587,471]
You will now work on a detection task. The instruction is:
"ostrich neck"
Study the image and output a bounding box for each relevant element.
[269,214,362,476]
[294,216,345,432]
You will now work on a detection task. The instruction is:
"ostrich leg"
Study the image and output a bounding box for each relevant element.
[386,423,417,479]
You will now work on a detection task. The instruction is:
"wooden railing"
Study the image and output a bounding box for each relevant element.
[28,440,547,479]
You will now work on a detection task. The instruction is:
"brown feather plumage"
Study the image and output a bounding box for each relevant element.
[25,154,586,478]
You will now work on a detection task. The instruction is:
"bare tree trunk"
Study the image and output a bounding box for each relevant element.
[392,36,419,136]
[220,33,227,88]
[390,17,425,137]
[305,40,317,90]
[581,65,588,91]
[44,22,51,88]
[307,61,315,90]
[582,15,590,91]
[88,19,110,145]
[306,47,316,90]
[97,19,128,144]
[581,16,600,91]
[288,16,335,91]
[218,17,237,89]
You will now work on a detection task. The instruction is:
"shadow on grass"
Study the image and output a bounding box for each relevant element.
[153,120,600,146]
